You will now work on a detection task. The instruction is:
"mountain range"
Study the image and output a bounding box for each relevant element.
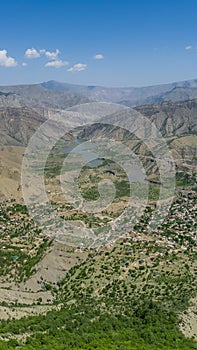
[0,83,90,109]
[1,78,197,108]
[42,78,197,106]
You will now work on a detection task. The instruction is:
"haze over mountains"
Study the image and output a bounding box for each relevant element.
[0,78,196,174]
[42,78,197,106]
[1,78,197,108]
[0,78,196,204]
[0,84,90,109]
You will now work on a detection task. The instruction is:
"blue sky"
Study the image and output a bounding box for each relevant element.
[0,0,197,87]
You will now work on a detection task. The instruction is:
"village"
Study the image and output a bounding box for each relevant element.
[0,187,196,285]
[0,200,52,283]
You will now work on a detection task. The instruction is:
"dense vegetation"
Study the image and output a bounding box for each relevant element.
[0,297,196,349]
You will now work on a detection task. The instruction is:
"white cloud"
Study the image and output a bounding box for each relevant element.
[67,63,87,72]
[41,49,60,60]
[25,48,40,59]
[185,45,193,50]
[45,59,69,68]
[0,50,17,67]
[93,54,104,60]
[22,62,27,67]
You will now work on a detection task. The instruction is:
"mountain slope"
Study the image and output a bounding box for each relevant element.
[78,99,197,184]
[0,190,196,349]
[0,107,46,146]
[135,99,197,136]
[0,84,91,109]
